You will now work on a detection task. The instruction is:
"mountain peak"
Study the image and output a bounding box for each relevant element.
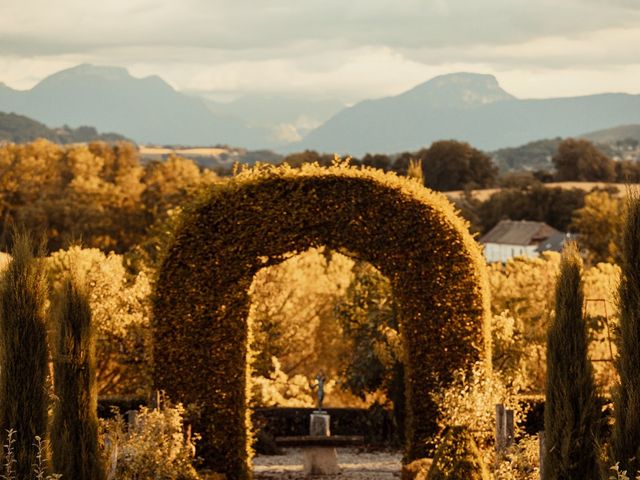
[399,72,515,108]
[31,63,177,95]
[41,64,132,83]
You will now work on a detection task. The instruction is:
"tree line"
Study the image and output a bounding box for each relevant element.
[0,138,629,266]
[0,139,217,254]
[283,137,640,191]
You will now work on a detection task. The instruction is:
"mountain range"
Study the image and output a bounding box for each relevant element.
[293,73,640,156]
[2,65,640,155]
[0,65,267,148]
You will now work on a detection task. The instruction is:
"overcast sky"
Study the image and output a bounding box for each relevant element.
[1,0,639,102]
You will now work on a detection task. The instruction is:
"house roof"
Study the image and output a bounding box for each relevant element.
[536,232,573,253]
[479,220,562,246]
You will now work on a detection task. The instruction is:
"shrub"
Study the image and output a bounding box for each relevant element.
[402,458,431,480]
[431,362,522,449]
[50,274,105,480]
[427,426,491,480]
[493,434,541,480]
[0,231,49,480]
[100,402,199,480]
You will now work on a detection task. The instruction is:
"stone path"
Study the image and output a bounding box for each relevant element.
[253,448,402,479]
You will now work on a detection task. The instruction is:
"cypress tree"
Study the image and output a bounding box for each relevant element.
[0,231,49,480]
[50,274,105,480]
[543,241,599,479]
[612,193,640,475]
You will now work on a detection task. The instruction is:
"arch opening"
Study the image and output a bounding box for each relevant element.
[248,248,403,417]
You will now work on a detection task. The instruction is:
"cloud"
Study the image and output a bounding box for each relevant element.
[2,0,638,54]
[0,0,639,101]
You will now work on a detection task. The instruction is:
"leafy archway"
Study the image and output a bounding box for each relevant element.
[153,163,491,479]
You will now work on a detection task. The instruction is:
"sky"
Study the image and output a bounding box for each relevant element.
[1,0,639,103]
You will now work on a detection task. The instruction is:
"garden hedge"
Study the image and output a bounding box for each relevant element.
[152,162,491,479]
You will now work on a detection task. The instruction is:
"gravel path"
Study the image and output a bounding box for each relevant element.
[253,448,403,479]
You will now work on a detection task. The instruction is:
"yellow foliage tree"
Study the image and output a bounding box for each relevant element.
[571,190,625,264]
[489,252,619,393]
[47,246,151,395]
[249,248,353,381]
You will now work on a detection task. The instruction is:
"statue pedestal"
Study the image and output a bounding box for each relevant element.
[304,412,339,475]
[310,412,330,436]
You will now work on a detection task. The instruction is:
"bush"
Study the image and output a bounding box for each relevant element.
[427,426,491,480]
[402,458,431,480]
[493,434,540,480]
[100,402,199,480]
[431,362,522,449]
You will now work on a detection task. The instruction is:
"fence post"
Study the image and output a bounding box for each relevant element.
[505,408,515,448]
[126,409,139,432]
[104,433,118,480]
[496,404,515,452]
[496,404,506,452]
[150,390,162,410]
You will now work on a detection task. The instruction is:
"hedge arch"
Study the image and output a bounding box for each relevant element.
[153,163,491,479]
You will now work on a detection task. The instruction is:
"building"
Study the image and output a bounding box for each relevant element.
[480,220,568,263]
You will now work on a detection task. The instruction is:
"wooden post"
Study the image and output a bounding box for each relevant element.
[103,433,118,480]
[496,404,515,452]
[505,409,515,448]
[496,404,506,452]
[539,431,546,480]
[126,410,138,432]
[150,390,162,410]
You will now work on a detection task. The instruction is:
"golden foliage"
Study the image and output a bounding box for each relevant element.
[489,252,619,393]
[153,162,490,478]
[248,247,354,382]
[100,403,199,480]
[0,140,217,253]
[426,425,491,480]
[47,247,151,395]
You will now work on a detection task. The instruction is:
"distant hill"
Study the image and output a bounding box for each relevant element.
[0,64,268,148]
[491,125,640,172]
[0,111,129,143]
[491,138,562,172]
[581,124,640,144]
[292,72,640,156]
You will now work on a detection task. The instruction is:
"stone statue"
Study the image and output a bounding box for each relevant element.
[314,372,326,411]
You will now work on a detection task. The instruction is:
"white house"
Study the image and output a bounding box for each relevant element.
[480,220,567,263]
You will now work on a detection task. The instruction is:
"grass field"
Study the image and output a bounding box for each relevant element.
[445,181,640,202]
